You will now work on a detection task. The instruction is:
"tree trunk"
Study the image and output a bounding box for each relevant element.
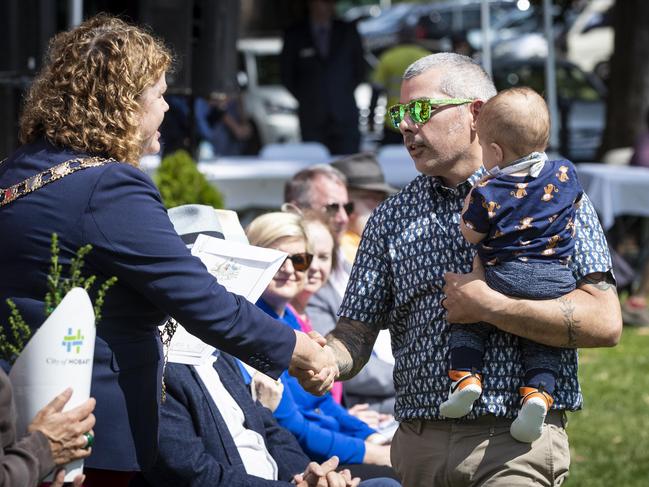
[599,0,649,156]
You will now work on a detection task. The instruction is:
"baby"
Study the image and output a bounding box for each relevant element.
[440,87,583,443]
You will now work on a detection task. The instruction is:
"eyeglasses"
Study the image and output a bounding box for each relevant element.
[284,252,314,272]
[323,202,354,216]
[388,98,474,129]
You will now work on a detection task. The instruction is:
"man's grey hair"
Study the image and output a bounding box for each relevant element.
[403,52,497,101]
[284,163,347,208]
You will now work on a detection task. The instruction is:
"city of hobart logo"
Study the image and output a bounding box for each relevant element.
[62,328,84,353]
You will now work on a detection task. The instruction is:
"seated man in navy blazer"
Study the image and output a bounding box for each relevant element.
[136,205,400,487]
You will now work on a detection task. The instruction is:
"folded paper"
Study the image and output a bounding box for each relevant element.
[167,235,286,366]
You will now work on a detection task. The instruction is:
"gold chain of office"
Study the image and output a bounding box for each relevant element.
[0,154,182,403]
[0,156,115,207]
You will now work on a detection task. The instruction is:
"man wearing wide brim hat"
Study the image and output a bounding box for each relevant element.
[330,153,398,264]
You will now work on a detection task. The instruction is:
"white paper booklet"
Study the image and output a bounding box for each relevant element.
[167,234,287,365]
[191,233,287,302]
[9,287,95,481]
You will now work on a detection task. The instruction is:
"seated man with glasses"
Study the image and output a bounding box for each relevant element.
[285,164,354,297]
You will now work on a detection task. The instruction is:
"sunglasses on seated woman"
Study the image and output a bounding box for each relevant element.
[388,98,474,129]
[284,252,314,272]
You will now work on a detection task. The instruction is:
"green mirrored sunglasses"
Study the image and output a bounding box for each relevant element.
[388,98,474,129]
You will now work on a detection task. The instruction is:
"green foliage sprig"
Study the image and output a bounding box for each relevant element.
[0,233,118,364]
[154,149,225,209]
[1,300,32,365]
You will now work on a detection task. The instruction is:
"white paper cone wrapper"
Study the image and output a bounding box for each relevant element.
[9,287,95,481]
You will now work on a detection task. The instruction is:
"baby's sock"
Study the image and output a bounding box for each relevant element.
[439,369,482,418]
[510,386,554,443]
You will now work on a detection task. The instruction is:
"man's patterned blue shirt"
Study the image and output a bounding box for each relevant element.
[338,169,612,422]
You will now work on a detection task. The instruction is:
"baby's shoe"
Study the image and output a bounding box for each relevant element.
[439,369,483,418]
[510,386,554,443]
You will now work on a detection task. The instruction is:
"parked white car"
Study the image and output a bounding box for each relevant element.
[566,0,614,79]
[237,38,301,152]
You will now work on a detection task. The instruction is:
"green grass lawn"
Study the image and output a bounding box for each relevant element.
[565,327,649,486]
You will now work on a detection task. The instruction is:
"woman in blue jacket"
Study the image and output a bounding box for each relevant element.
[0,15,331,486]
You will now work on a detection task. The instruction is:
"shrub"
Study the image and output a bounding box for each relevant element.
[154,150,225,209]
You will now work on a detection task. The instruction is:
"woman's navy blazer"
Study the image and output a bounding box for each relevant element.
[0,140,296,471]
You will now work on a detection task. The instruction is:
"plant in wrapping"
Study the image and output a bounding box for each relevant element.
[0,233,117,364]
[154,149,225,209]
[1,233,118,481]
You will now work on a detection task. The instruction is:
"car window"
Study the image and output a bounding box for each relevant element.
[256,53,282,86]
[417,3,519,40]
[424,10,453,37]
[493,65,545,95]
[493,63,601,102]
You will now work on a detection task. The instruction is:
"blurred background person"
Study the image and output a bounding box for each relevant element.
[371,31,431,146]
[195,93,252,157]
[281,0,366,155]
[158,94,193,156]
[629,107,649,169]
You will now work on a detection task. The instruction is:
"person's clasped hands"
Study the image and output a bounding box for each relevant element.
[28,387,96,485]
[289,330,339,396]
[292,456,360,487]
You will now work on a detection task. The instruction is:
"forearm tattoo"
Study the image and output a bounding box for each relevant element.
[559,296,580,348]
[327,317,378,380]
[578,272,617,293]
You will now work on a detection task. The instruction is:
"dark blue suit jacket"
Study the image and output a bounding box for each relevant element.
[0,140,296,470]
[281,19,365,154]
[138,353,308,486]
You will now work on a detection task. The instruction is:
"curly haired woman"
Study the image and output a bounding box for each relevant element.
[0,14,334,487]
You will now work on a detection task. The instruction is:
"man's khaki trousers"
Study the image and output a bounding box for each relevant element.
[391,411,570,487]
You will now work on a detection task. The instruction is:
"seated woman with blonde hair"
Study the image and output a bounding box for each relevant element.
[244,212,398,482]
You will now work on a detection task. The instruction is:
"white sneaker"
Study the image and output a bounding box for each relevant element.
[439,370,483,419]
[510,387,554,443]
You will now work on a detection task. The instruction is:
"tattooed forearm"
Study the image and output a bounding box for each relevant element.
[327,317,378,380]
[578,272,617,293]
[559,296,581,348]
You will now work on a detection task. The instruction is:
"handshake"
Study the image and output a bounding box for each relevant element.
[289,330,339,395]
